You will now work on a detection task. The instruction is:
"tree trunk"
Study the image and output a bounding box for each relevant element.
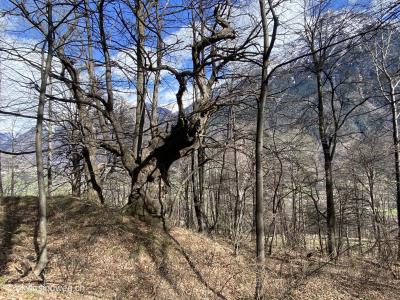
[34,0,53,277]
[214,148,226,234]
[255,90,266,299]
[132,0,147,161]
[314,67,337,257]
[389,85,400,260]
[198,140,206,232]
[0,151,2,196]
[77,102,104,205]
[83,0,105,205]
[126,120,206,224]
[231,106,242,254]
[355,187,362,254]
[57,54,104,204]
[47,78,52,197]
[255,0,278,297]
[71,127,81,197]
[185,164,191,228]
[150,1,162,138]
[0,61,3,196]
[192,150,205,232]
[11,136,15,196]
[324,157,337,257]
[94,2,236,225]
[268,216,276,255]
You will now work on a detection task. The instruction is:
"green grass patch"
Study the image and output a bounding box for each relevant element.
[16,226,29,234]
[136,242,144,253]
[26,290,35,299]
[377,207,397,216]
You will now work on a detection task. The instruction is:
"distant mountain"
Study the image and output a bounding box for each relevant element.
[0,128,46,153]
[0,133,12,150]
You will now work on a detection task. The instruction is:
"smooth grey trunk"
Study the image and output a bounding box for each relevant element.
[198,140,206,233]
[292,181,297,248]
[192,151,204,232]
[214,148,226,233]
[356,205,362,254]
[354,182,362,254]
[185,164,191,228]
[11,135,15,196]
[366,168,382,254]
[230,106,243,254]
[47,78,52,196]
[0,151,2,196]
[255,0,278,297]
[268,132,283,255]
[0,60,3,196]
[150,1,163,138]
[132,0,147,160]
[85,0,107,140]
[368,28,400,259]
[268,215,276,255]
[255,79,266,299]
[389,85,400,259]
[34,0,53,277]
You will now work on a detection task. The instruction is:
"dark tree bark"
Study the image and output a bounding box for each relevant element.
[392,97,400,260]
[198,143,206,232]
[314,66,337,257]
[71,129,81,197]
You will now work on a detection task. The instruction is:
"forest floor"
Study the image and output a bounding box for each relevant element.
[0,195,399,300]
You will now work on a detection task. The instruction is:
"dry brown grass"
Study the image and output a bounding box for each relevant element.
[0,196,399,299]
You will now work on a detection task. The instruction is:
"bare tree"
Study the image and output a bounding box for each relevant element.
[255,0,279,298]
[93,0,258,223]
[299,0,370,256]
[34,0,53,277]
[366,25,400,259]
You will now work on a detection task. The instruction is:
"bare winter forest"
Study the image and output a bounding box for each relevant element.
[0,0,400,299]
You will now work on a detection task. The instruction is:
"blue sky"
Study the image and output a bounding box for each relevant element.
[0,0,397,133]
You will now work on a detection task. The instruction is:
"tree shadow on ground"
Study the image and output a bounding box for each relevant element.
[165,231,228,300]
[0,196,24,275]
[0,196,39,279]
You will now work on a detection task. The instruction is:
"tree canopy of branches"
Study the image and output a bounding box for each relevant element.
[1,0,400,292]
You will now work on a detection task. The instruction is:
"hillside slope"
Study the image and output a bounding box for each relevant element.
[0,196,399,299]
